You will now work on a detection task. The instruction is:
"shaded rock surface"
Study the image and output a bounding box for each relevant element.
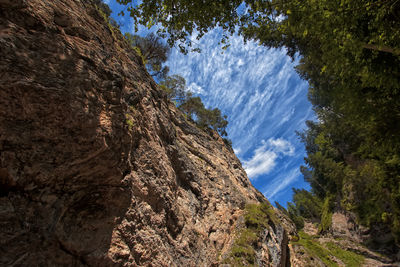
[0,0,295,266]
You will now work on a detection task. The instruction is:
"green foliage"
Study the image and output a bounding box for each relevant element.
[292,231,365,267]
[197,108,228,137]
[292,189,323,221]
[226,228,257,266]
[223,203,276,266]
[159,74,187,103]
[125,114,134,130]
[282,189,322,230]
[131,46,146,65]
[275,201,305,230]
[223,137,232,148]
[158,74,229,137]
[319,196,333,233]
[91,0,111,18]
[178,96,203,118]
[325,242,365,267]
[298,106,400,241]
[165,81,229,137]
[94,3,111,22]
[117,0,400,60]
[274,201,288,215]
[244,203,273,229]
[292,231,336,267]
[125,33,170,79]
[92,0,124,43]
[286,202,304,230]
[298,101,400,242]
[116,0,243,53]
[123,34,230,138]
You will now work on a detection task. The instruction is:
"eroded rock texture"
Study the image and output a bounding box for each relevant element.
[0,0,294,266]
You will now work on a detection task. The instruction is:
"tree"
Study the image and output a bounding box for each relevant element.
[179,96,204,119]
[291,189,322,221]
[178,96,229,136]
[125,33,170,79]
[159,75,229,137]
[117,0,243,53]
[197,108,228,136]
[286,202,305,230]
[117,0,399,57]
[159,74,188,104]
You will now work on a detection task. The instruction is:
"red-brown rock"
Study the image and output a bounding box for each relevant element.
[0,1,294,266]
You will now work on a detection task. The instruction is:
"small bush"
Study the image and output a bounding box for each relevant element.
[223,138,232,147]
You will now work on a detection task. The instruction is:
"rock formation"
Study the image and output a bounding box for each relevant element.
[0,0,295,266]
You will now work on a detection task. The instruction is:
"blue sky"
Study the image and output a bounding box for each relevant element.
[105,0,315,206]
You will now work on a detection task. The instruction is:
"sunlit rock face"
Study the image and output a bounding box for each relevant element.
[0,0,295,266]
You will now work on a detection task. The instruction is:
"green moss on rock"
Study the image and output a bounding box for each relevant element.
[222,203,276,266]
[291,231,365,267]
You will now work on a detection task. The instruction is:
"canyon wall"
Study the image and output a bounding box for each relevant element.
[0,0,295,266]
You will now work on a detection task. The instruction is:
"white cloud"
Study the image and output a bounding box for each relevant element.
[263,168,299,199]
[233,147,242,155]
[243,149,277,178]
[268,138,295,156]
[165,27,313,204]
[243,138,295,179]
[188,82,204,94]
[279,108,295,125]
[237,58,245,67]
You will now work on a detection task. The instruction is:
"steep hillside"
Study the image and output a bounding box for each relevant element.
[0,0,296,266]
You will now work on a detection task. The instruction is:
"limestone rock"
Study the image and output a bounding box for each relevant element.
[0,0,294,266]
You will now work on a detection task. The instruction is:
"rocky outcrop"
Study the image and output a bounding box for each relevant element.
[0,0,295,266]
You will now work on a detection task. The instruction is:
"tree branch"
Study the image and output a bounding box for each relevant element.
[363,43,400,55]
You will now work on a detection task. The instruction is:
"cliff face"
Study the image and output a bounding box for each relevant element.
[0,0,295,266]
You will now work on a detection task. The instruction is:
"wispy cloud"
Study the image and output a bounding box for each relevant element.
[188,82,204,94]
[243,138,294,179]
[165,27,314,205]
[106,0,314,205]
[233,147,242,155]
[263,168,300,200]
[244,150,277,178]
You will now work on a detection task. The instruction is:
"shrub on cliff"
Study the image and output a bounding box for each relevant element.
[91,0,111,18]
[125,33,170,80]
[159,74,187,104]
[180,96,228,137]
[158,74,229,137]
